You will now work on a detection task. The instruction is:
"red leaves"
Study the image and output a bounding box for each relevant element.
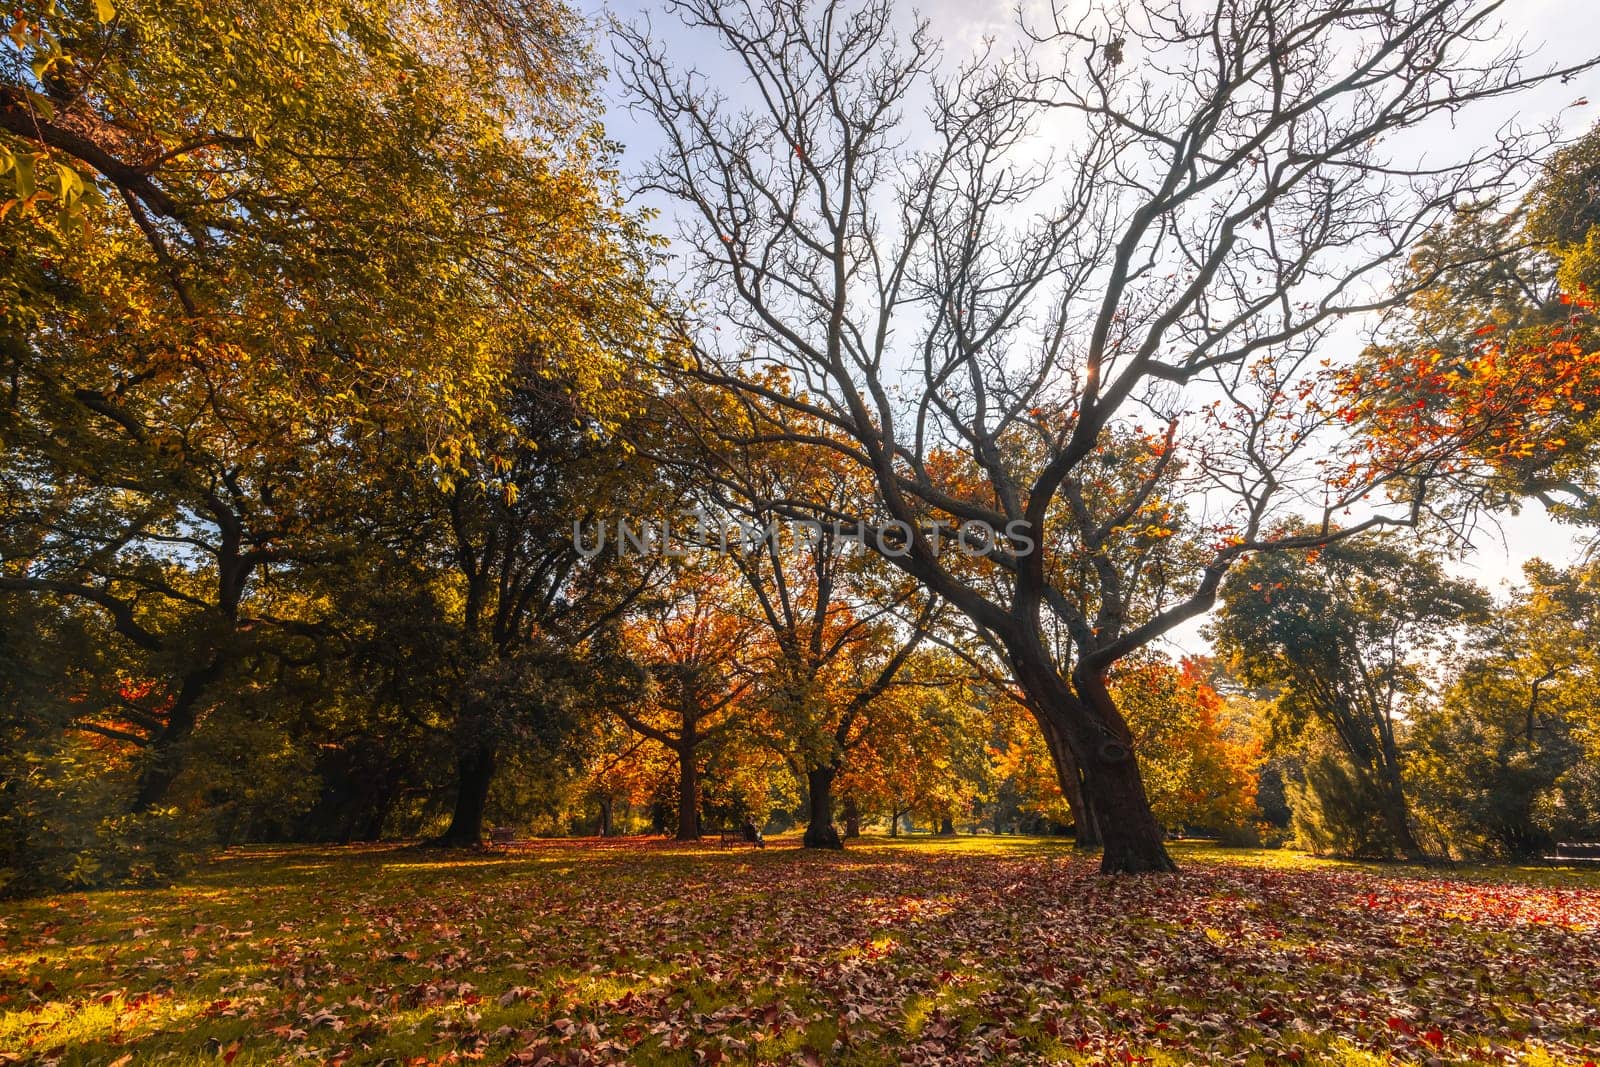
[8,841,1600,1065]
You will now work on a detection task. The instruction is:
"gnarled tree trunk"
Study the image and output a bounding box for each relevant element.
[433,740,496,848]
[1013,649,1174,873]
[1074,673,1175,873]
[803,765,843,849]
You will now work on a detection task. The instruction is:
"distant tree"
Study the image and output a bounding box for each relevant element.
[615,565,757,841]
[1212,532,1490,859]
[410,371,664,847]
[1411,560,1600,856]
[1112,657,1262,835]
[836,650,992,838]
[732,526,940,851]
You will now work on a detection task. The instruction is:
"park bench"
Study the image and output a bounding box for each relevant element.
[488,826,518,845]
[1550,842,1600,864]
[717,826,765,848]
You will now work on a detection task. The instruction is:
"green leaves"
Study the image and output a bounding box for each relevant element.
[11,150,34,199]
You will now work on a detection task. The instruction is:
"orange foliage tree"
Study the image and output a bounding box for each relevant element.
[1336,126,1600,522]
[1111,657,1262,834]
[614,564,757,841]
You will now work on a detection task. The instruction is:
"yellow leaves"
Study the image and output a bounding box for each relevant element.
[6,148,35,199]
[94,0,116,23]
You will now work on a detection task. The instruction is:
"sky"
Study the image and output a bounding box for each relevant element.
[578,0,1600,651]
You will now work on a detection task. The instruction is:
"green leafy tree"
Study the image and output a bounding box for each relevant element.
[1212,532,1490,859]
[1411,560,1600,856]
[0,0,659,821]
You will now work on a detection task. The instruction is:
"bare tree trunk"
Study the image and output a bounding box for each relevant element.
[676,747,700,841]
[1017,659,1173,873]
[131,656,226,811]
[598,795,614,837]
[803,766,843,849]
[1074,675,1175,873]
[432,740,495,848]
[843,796,861,838]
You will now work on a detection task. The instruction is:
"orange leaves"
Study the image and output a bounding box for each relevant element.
[1330,296,1600,496]
[1113,655,1262,831]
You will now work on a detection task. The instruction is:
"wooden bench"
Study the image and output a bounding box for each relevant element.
[487,826,517,845]
[718,826,764,848]
[1550,842,1600,864]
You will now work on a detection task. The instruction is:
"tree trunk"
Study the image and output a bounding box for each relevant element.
[1076,784,1103,849]
[1037,711,1100,848]
[803,766,843,849]
[889,808,902,837]
[432,741,496,848]
[1030,663,1174,874]
[598,795,614,837]
[1375,758,1425,861]
[360,780,395,842]
[1081,749,1177,872]
[1367,718,1426,861]
[843,797,861,838]
[937,815,955,835]
[676,747,700,841]
[131,657,226,811]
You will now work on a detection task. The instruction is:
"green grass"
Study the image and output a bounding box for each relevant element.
[2,835,1598,1065]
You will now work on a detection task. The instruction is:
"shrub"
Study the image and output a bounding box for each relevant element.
[0,741,197,897]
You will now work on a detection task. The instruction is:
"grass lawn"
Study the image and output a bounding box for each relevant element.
[3,836,1598,1066]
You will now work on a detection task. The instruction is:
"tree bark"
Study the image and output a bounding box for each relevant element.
[598,795,614,837]
[937,815,955,836]
[1037,710,1101,849]
[1075,675,1176,873]
[1081,748,1176,872]
[432,741,496,848]
[803,766,843,849]
[1016,656,1174,873]
[131,656,227,811]
[843,797,861,838]
[1075,784,1103,850]
[676,746,700,841]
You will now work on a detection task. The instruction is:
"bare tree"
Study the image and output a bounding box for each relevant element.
[618,0,1595,872]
